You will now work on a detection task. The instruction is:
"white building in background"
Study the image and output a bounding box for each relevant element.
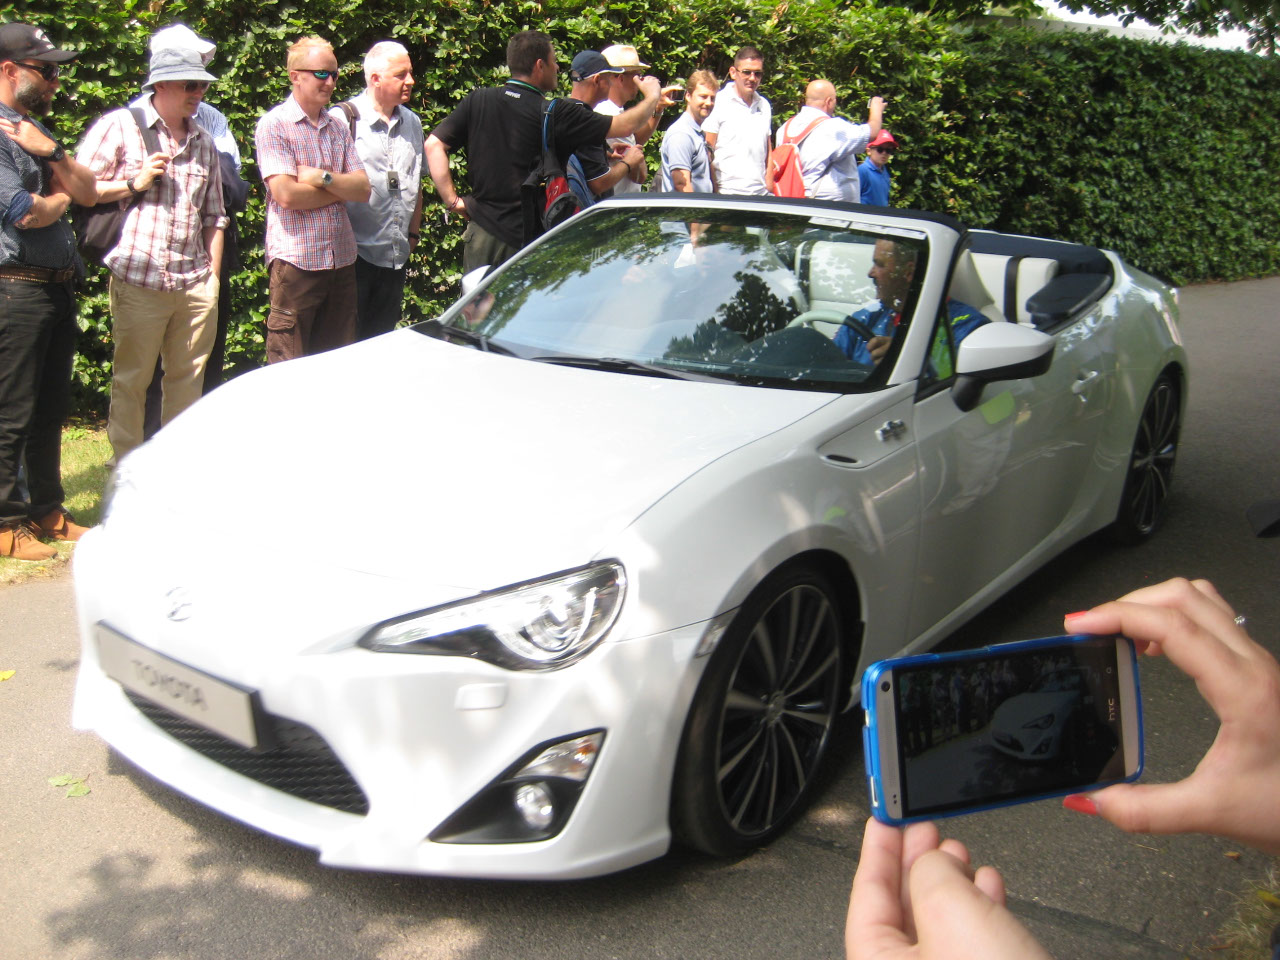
[983,3,1254,50]
[1035,2,1252,50]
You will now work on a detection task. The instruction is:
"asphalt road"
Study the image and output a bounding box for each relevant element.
[3,276,1278,960]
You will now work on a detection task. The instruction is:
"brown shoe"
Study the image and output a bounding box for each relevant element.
[0,521,58,561]
[34,507,90,542]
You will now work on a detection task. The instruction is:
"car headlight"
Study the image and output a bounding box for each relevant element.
[1022,713,1055,730]
[359,561,626,670]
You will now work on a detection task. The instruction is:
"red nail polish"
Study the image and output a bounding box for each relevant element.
[1064,611,1088,620]
[1062,793,1098,816]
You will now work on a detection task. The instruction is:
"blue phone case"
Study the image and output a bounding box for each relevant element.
[861,634,1144,825]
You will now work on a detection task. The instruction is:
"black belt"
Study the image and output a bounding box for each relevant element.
[0,264,77,284]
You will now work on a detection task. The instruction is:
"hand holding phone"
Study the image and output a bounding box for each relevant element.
[662,85,686,103]
[847,819,1052,960]
[1061,578,1280,856]
[862,634,1142,824]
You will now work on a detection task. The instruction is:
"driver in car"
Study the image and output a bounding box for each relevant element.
[835,238,987,367]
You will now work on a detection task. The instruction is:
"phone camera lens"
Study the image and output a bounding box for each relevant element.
[880,680,890,692]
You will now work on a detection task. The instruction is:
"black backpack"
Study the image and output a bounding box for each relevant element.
[71,108,158,266]
[520,99,581,245]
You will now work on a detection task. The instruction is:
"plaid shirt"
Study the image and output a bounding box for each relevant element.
[256,95,361,271]
[77,97,227,290]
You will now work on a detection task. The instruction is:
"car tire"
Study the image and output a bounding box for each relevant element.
[670,563,845,857]
[1107,374,1180,545]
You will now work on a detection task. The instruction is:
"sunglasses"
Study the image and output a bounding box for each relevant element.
[183,80,210,93]
[14,61,60,82]
[735,68,763,77]
[872,146,896,154]
[301,69,338,81]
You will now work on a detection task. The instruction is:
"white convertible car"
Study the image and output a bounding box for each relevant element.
[73,196,1185,879]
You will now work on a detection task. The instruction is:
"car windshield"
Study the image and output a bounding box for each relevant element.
[415,207,928,393]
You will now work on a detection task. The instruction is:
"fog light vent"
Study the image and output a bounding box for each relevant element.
[429,730,605,844]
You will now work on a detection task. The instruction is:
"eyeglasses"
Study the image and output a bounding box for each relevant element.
[735,68,763,77]
[14,61,60,82]
[183,80,210,93]
[872,147,896,154]
[302,69,338,81]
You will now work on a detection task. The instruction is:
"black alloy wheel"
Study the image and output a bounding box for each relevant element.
[671,564,846,856]
[1108,374,1180,544]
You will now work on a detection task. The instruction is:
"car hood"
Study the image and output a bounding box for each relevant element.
[992,691,1080,729]
[130,330,837,594]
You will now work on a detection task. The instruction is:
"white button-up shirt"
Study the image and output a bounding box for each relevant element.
[329,92,424,269]
[594,99,646,195]
[774,105,873,203]
[702,86,771,196]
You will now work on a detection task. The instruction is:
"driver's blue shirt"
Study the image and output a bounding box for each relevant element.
[834,298,987,366]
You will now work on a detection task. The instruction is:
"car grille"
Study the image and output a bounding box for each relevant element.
[124,690,370,815]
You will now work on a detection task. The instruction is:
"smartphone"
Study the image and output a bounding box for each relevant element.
[861,634,1142,825]
[662,85,686,102]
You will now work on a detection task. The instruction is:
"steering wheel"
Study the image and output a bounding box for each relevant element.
[789,308,878,344]
[841,316,878,343]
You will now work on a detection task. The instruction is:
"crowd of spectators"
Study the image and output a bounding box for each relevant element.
[2,21,903,546]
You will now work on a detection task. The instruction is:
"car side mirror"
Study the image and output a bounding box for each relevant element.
[951,323,1056,412]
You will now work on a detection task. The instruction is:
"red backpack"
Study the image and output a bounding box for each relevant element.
[767,115,828,198]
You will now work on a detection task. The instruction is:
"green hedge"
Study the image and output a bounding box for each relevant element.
[6,0,1279,414]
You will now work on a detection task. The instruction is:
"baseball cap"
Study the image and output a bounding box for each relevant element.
[601,44,649,72]
[570,50,624,81]
[868,130,899,149]
[0,23,78,64]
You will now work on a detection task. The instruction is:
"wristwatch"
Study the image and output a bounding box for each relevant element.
[320,171,333,187]
[47,142,65,163]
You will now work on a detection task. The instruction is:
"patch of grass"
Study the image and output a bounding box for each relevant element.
[0,423,110,586]
[1213,865,1280,958]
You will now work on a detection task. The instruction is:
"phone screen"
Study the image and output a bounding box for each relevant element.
[886,637,1133,819]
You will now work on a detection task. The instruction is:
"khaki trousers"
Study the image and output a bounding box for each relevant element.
[107,273,217,463]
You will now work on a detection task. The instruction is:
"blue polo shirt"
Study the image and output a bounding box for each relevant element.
[858,157,892,207]
[835,298,986,366]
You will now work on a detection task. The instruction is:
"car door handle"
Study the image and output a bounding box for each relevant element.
[1071,370,1101,396]
[876,419,907,441]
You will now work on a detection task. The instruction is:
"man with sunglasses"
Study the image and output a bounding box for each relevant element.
[255,36,370,363]
[0,23,98,560]
[78,43,227,466]
[702,46,771,196]
[858,130,898,207]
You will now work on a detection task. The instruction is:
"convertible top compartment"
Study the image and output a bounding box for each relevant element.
[1025,273,1113,329]
[967,231,1114,329]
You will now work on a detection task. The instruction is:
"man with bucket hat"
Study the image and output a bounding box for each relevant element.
[0,23,99,560]
[78,35,228,464]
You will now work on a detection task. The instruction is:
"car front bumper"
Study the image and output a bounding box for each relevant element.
[72,529,713,880]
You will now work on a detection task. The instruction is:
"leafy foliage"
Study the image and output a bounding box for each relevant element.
[6,0,1279,413]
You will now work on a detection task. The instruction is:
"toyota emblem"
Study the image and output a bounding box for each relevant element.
[165,587,193,622]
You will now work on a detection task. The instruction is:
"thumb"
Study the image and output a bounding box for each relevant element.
[1065,780,1212,837]
[909,852,1050,960]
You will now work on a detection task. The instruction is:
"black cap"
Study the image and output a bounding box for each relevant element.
[0,24,77,64]
[569,50,623,82]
